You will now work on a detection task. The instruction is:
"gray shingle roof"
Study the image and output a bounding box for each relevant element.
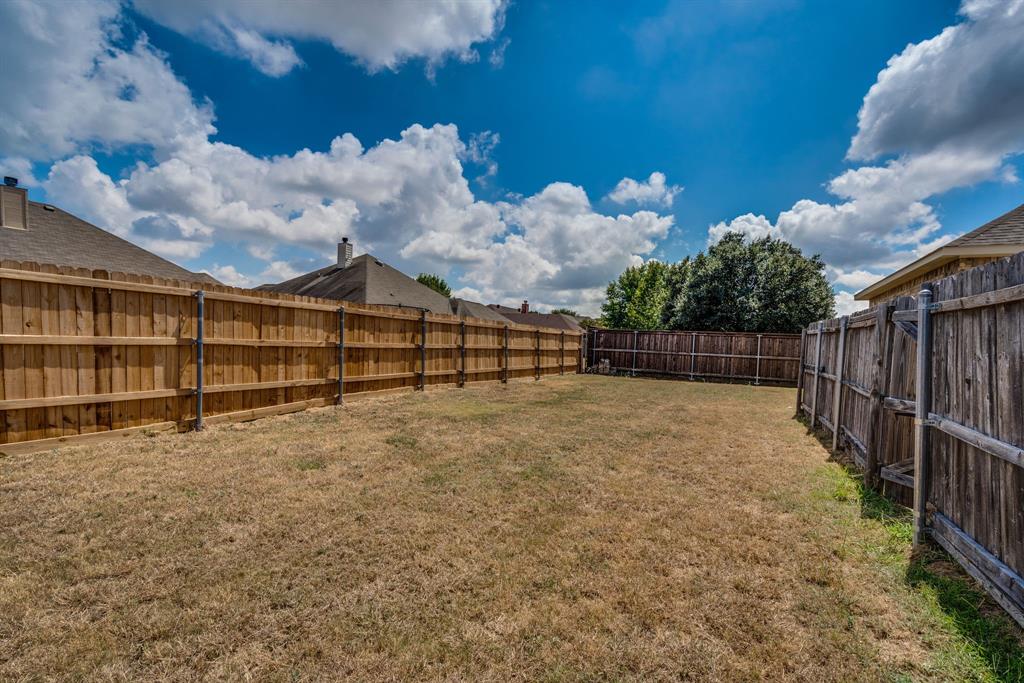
[450,298,511,322]
[0,201,218,284]
[258,254,453,314]
[948,201,1024,247]
[487,305,584,332]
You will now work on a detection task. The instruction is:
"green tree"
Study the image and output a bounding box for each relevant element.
[600,260,670,329]
[416,273,451,297]
[661,257,690,327]
[549,307,579,317]
[664,232,834,332]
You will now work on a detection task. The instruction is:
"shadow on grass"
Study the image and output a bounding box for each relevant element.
[796,413,1024,681]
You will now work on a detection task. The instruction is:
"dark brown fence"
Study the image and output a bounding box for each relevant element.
[797,251,1024,627]
[587,328,800,384]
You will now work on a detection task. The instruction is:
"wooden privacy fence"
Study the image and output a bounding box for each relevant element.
[0,261,582,454]
[797,251,1024,627]
[587,328,800,384]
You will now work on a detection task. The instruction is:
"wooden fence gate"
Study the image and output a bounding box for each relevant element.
[797,252,1024,627]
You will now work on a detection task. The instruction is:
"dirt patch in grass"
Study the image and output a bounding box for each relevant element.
[0,376,1020,681]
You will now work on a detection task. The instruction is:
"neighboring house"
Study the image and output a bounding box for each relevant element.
[856,201,1024,305]
[450,297,511,323]
[260,239,483,317]
[487,301,585,332]
[0,178,219,284]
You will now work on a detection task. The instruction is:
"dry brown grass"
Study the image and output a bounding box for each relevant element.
[0,376,1008,681]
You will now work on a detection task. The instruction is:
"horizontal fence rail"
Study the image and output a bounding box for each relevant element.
[588,328,800,384]
[0,260,582,454]
[796,250,1024,628]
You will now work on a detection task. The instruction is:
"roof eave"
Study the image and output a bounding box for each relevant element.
[854,245,1024,301]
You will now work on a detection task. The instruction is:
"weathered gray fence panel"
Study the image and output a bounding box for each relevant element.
[798,250,1024,628]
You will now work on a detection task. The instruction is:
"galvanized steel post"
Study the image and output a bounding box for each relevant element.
[830,316,848,452]
[560,331,565,375]
[754,334,762,385]
[631,330,638,376]
[795,328,806,415]
[589,328,597,370]
[459,320,466,387]
[194,289,204,431]
[810,321,823,430]
[689,333,696,380]
[913,286,934,546]
[337,306,345,404]
[535,329,541,380]
[419,309,427,390]
[502,325,509,383]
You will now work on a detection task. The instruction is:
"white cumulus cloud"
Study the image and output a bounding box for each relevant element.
[2,0,670,315]
[0,0,214,161]
[709,0,1024,290]
[132,0,507,77]
[606,172,682,207]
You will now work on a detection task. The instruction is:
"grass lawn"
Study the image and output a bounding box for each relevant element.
[1,375,1021,681]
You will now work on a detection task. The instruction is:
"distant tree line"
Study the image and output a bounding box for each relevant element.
[600,232,835,333]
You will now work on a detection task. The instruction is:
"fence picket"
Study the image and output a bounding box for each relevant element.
[0,261,582,452]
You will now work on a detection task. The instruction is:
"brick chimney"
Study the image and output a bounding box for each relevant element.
[520,300,529,314]
[0,177,28,230]
[337,237,353,267]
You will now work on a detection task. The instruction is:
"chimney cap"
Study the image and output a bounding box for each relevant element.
[3,176,17,187]
[341,236,348,243]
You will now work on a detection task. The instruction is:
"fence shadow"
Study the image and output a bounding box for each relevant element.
[799,415,1024,681]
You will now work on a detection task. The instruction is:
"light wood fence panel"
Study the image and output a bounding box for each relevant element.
[0,261,581,451]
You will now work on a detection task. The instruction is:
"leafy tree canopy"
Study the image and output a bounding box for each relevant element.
[600,260,671,330]
[416,273,452,297]
[600,233,834,333]
[550,307,579,317]
[663,232,834,332]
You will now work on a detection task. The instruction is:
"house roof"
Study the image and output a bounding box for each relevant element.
[855,201,1024,301]
[258,253,453,314]
[946,202,1024,247]
[450,298,511,322]
[487,304,584,332]
[0,201,219,284]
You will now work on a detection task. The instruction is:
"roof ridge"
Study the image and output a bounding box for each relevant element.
[948,201,1024,246]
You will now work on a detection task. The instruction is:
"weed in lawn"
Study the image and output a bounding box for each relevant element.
[296,458,325,471]
[385,434,418,449]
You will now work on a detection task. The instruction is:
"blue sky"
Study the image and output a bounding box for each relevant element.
[2,0,1023,315]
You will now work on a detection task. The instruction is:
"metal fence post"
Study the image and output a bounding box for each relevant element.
[913,286,934,547]
[535,329,541,380]
[810,321,823,429]
[337,306,346,404]
[795,329,806,415]
[590,328,597,370]
[560,331,565,375]
[194,289,204,431]
[460,320,466,387]
[502,325,509,384]
[830,316,848,452]
[419,309,427,391]
[632,330,638,376]
[689,333,696,380]
[754,334,763,385]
